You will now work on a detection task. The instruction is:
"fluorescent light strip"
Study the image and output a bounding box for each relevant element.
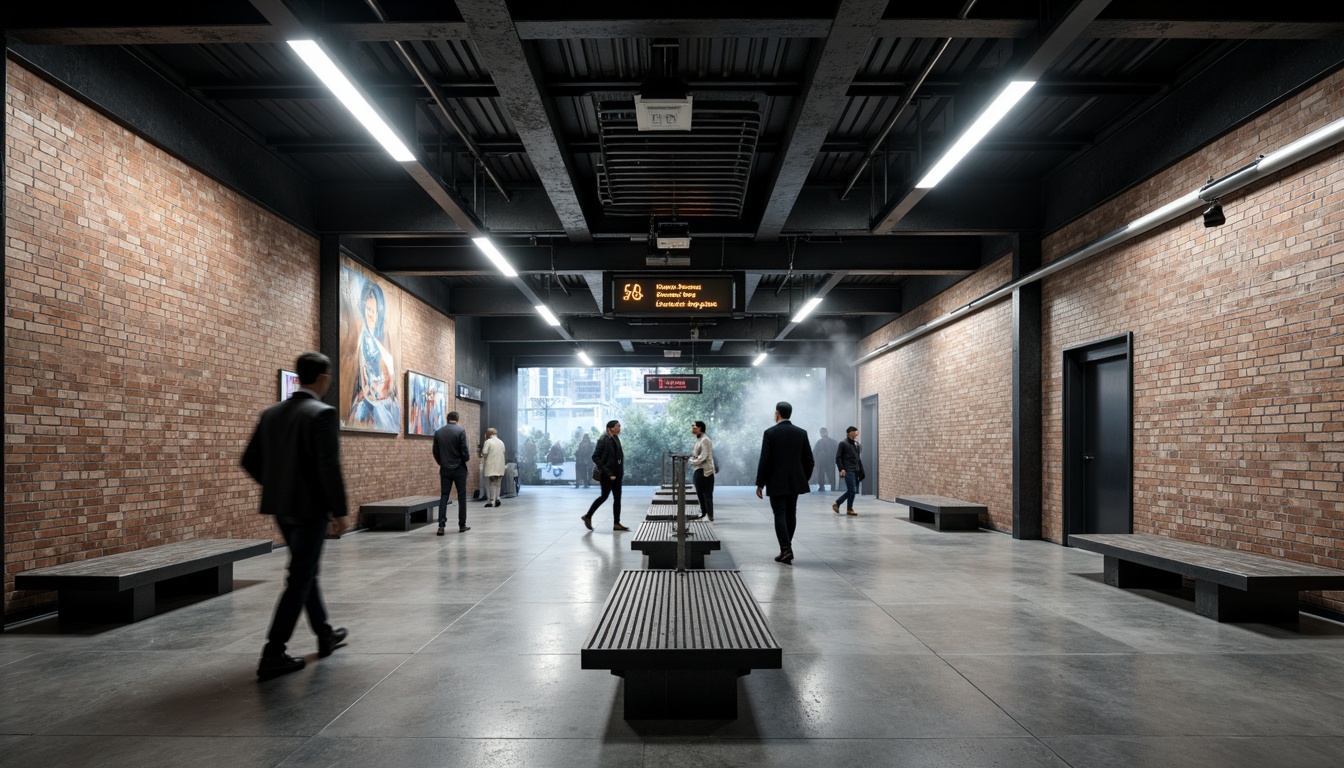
[471,237,518,277]
[577,350,594,366]
[916,80,1036,189]
[287,40,415,162]
[535,305,561,326]
[791,296,823,323]
[752,352,768,366]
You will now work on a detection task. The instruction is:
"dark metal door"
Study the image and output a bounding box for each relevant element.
[1083,357,1131,533]
[860,395,878,497]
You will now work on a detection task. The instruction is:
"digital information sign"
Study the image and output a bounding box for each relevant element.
[644,374,703,395]
[610,274,736,316]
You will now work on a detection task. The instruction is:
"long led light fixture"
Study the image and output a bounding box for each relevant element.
[287,40,415,162]
[471,237,518,277]
[791,297,823,323]
[752,352,768,367]
[915,80,1036,189]
[576,350,594,366]
[535,305,561,326]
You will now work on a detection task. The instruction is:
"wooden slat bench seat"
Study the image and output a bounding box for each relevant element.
[1070,533,1344,623]
[895,495,985,531]
[15,538,273,623]
[631,521,720,569]
[359,495,441,531]
[582,569,782,719]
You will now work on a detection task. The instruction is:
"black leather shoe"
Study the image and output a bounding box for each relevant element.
[460,526,471,532]
[781,549,794,565]
[318,628,348,657]
[436,527,445,536]
[774,550,786,562]
[257,654,305,679]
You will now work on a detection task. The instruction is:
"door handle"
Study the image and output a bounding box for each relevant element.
[1083,455,1095,461]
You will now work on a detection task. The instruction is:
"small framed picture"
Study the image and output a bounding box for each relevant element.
[279,369,301,401]
[406,371,448,437]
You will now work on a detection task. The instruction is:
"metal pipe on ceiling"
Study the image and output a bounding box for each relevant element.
[850,115,1344,367]
[361,0,511,202]
[839,0,980,201]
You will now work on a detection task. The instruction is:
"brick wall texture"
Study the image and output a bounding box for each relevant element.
[861,69,1343,611]
[3,64,458,614]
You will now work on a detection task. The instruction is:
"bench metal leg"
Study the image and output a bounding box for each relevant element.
[1195,581,1300,623]
[909,508,934,524]
[623,668,739,719]
[1104,557,1183,589]
[162,564,233,596]
[646,551,707,569]
[59,584,155,623]
[934,513,980,531]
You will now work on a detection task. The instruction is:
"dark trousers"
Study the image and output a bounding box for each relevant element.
[576,463,591,488]
[769,494,799,551]
[586,475,623,523]
[693,468,715,519]
[439,468,468,529]
[816,464,836,491]
[836,471,859,511]
[264,519,332,657]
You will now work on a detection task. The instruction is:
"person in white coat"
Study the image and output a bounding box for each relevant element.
[689,420,716,521]
[480,428,507,507]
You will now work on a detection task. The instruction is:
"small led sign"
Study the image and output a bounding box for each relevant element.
[644,375,703,395]
[611,274,735,316]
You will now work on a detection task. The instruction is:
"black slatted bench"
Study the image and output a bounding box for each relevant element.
[653,489,698,503]
[582,569,782,719]
[15,538,273,623]
[895,495,985,531]
[359,495,441,531]
[631,520,720,569]
[646,502,703,521]
[1070,533,1344,623]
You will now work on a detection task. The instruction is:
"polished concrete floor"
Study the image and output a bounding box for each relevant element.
[4,486,1344,767]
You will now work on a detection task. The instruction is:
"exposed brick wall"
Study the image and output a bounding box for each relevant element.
[857,256,1015,530]
[1041,69,1344,611]
[3,64,457,614]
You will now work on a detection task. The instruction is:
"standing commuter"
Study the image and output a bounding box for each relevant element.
[574,433,593,489]
[812,427,838,492]
[480,427,506,508]
[242,352,349,680]
[582,420,629,532]
[433,411,471,534]
[689,420,716,521]
[833,426,864,516]
[755,401,814,565]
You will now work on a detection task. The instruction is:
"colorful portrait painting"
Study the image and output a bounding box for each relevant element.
[279,369,300,402]
[339,258,403,433]
[406,371,448,436]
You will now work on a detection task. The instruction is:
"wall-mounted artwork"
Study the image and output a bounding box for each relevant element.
[339,257,403,433]
[406,371,448,437]
[279,369,300,401]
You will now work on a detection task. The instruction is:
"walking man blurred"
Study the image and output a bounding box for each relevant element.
[755,401,814,565]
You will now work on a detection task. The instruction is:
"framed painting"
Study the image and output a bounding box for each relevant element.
[406,371,448,437]
[278,369,301,401]
[338,257,403,433]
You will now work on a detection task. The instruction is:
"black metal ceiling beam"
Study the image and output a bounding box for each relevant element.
[481,316,854,343]
[772,272,852,342]
[375,237,982,275]
[871,0,1113,234]
[446,284,899,316]
[455,0,592,243]
[11,19,1342,46]
[755,0,890,242]
[450,285,600,315]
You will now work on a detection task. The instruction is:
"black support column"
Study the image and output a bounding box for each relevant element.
[319,235,342,409]
[1012,233,1043,539]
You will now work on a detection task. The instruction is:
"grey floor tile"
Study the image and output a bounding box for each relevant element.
[762,600,931,655]
[642,738,1068,768]
[1043,736,1344,768]
[0,735,305,768]
[881,602,1138,655]
[278,736,644,767]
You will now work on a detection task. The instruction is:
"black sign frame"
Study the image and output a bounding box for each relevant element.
[644,374,703,394]
[608,273,738,316]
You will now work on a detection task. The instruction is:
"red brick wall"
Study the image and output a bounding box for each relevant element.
[1041,69,1344,611]
[3,64,455,613]
[857,256,1016,530]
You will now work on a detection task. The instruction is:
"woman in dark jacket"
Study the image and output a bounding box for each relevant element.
[582,421,628,531]
[833,426,863,516]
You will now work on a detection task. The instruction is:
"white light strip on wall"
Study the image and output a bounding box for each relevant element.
[577,350,594,366]
[471,237,519,277]
[535,305,562,326]
[791,297,823,323]
[287,40,415,163]
[752,352,768,366]
[915,80,1036,189]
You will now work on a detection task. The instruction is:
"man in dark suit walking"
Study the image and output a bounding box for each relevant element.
[755,401,814,565]
[242,352,350,680]
[433,411,472,534]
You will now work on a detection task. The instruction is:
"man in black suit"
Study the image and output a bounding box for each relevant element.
[242,352,350,680]
[755,401,814,565]
[433,411,472,534]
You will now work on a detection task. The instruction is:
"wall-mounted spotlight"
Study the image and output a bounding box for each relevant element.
[1202,201,1226,228]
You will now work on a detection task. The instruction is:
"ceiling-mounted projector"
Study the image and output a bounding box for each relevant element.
[635,94,693,132]
[655,221,691,249]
